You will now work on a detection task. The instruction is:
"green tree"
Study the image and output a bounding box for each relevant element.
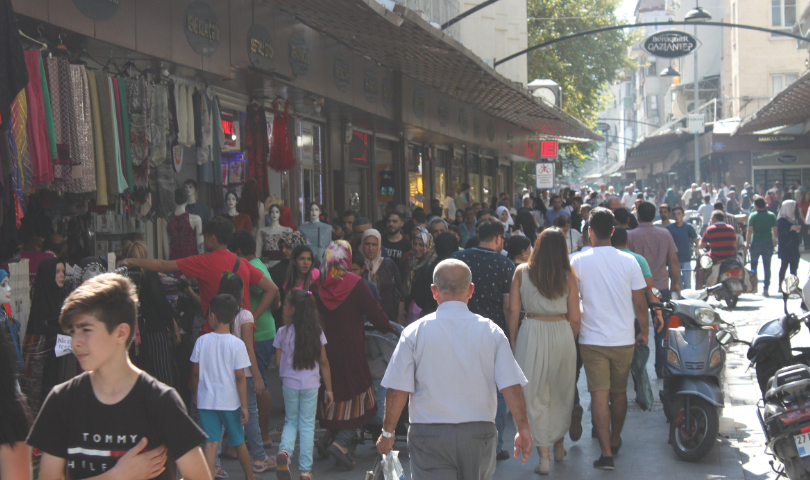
[525,0,638,168]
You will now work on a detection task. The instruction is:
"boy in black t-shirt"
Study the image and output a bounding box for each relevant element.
[27,273,209,480]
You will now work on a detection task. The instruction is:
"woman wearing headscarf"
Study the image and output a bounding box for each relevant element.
[664,188,679,210]
[279,205,298,232]
[311,241,391,469]
[22,257,70,411]
[401,231,437,324]
[496,206,514,238]
[778,199,803,290]
[360,229,404,325]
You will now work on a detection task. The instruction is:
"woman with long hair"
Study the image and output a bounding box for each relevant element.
[360,229,404,324]
[402,231,437,324]
[284,245,320,292]
[507,228,581,475]
[22,257,68,410]
[122,240,180,387]
[311,241,391,469]
[515,208,539,245]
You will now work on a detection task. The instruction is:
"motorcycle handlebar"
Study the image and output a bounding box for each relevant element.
[648,301,673,310]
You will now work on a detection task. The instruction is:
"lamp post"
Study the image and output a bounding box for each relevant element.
[685,4,711,185]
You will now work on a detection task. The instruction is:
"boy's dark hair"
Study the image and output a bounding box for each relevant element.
[287,290,323,371]
[713,201,724,211]
[610,226,628,248]
[217,271,244,307]
[209,294,238,325]
[613,207,630,225]
[174,187,186,205]
[60,273,138,344]
[476,208,493,220]
[589,207,615,240]
[412,208,427,224]
[754,197,766,209]
[351,251,365,268]
[228,229,256,256]
[672,206,685,214]
[505,235,531,262]
[477,217,505,242]
[203,216,234,246]
[637,201,656,222]
[464,237,480,249]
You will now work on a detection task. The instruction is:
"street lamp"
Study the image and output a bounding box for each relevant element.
[684,3,711,184]
[659,66,681,76]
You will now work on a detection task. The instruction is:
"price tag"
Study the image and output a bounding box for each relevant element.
[55,334,73,358]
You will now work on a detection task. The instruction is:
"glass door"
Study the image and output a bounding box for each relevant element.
[468,153,480,204]
[409,144,424,208]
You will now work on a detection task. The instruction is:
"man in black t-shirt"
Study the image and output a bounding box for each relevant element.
[27,274,208,480]
[382,211,412,268]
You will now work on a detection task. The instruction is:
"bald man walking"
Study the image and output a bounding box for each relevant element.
[377,259,532,479]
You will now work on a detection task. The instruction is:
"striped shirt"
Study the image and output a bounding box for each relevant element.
[702,222,737,260]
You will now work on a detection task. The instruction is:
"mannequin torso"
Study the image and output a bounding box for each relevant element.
[298,204,332,261]
[224,192,252,232]
[256,205,292,260]
[165,202,203,260]
[184,184,211,225]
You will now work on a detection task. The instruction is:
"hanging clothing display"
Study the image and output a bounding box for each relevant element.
[86,70,107,205]
[0,0,28,128]
[53,64,94,193]
[92,71,119,200]
[150,83,169,166]
[166,212,198,260]
[45,56,73,170]
[37,54,56,161]
[23,50,53,184]
[197,87,223,185]
[115,78,134,190]
[108,76,128,194]
[268,101,294,172]
[10,89,32,191]
[127,77,149,193]
[245,103,269,201]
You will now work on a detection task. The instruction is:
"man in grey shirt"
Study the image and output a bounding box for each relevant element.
[376,259,532,479]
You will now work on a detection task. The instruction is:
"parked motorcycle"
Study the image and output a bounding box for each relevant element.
[651,284,731,462]
[725,275,810,479]
[696,254,751,308]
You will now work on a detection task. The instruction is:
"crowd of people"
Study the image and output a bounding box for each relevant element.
[2,177,809,480]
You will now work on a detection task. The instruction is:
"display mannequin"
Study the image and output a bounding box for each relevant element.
[256,203,292,260]
[298,202,332,261]
[165,187,203,260]
[224,191,253,232]
[183,179,211,225]
[0,270,23,370]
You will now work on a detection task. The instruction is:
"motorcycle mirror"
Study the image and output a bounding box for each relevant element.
[716,330,734,346]
[699,255,713,269]
[783,275,801,294]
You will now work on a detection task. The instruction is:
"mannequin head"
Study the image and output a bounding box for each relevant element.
[55,262,65,288]
[78,256,108,284]
[183,179,198,203]
[226,192,238,212]
[0,271,10,305]
[309,203,321,223]
[269,204,281,225]
[175,187,188,208]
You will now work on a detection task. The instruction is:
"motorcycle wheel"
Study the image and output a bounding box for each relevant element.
[670,397,720,462]
[725,296,738,309]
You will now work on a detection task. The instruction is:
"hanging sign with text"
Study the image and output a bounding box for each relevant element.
[536,162,555,189]
[641,30,701,58]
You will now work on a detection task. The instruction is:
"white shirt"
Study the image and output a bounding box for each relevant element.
[382,301,527,425]
[190,332,251,410]
[566,228,583,253]
[231,309,255,377]
[443,196,457,222]
[698,203,714,226]
[571,247,646,347]
[622,192,635,210]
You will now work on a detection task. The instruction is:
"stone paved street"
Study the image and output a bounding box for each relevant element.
[223,252,810,480]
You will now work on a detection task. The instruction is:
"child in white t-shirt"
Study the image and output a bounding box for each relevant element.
[190,294,255,480]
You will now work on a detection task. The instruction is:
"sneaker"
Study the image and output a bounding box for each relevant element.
[299,472,313,480]
[214,467,229,479]
[275,450,290,479]
[253,454,276,473]
[593,455,615,470]
[569,405,584,441]
[763,289,770,298]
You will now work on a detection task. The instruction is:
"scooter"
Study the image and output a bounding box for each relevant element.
[725,275,810,479]
[650,284,730,462]
[697,254,749,308]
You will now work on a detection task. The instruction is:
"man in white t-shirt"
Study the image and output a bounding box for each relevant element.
[443,195,457,222]
[621,185,635,210]
[570,207,649,471]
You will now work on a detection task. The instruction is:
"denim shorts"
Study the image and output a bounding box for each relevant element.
[199,408,245,446]
[254,339,275,389]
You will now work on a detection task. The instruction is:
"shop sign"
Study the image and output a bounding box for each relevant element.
[712,142,726,151]
[458,108,468,134]
[349,131,369,162]
[184,1,220,57]
[333,55,351,93]
[526,141,537,157]
[413,88,425,119]
[438,99,449,127]
[221,112,237,149]
[486,120,495,142]
[289,32,310,77]
[72,0,119,21]
[364,69,378,104]
[596,122,610,133]
[247,24,274,72]
[536,162,555,189]
[778,154,798,164]
[473,116,480,138]
[381,77,393,111]
[507,131,514,149]
[641,30,701,59]
[540,140,558,158]
[757,135,796,146]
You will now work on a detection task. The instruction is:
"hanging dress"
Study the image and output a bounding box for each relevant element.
[268,101,294,172]
[23,50,52,184]
[245,103,269,200]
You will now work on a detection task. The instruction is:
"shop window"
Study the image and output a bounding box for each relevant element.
[297,122,322,221]
[434,149,449,202]
[451,150,465,200]
[376,138,395,206]
[468,153,480,203]
[409,145,424,208]
[482,157,496,206]
[348,166,369,218]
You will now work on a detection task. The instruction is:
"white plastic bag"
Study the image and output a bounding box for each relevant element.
[382,451,406,480]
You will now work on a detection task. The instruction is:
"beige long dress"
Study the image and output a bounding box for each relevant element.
[514,270,577,447]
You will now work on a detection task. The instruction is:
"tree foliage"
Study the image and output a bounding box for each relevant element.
[525,0,639,167]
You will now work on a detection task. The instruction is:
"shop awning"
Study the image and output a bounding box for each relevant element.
[736,70,810,134]
[625,132,685,169]
[581,160,625,180]
[262,0,602,143]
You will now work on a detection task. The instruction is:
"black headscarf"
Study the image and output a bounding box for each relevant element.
[26,257,66,336]
[516,209,539,245]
